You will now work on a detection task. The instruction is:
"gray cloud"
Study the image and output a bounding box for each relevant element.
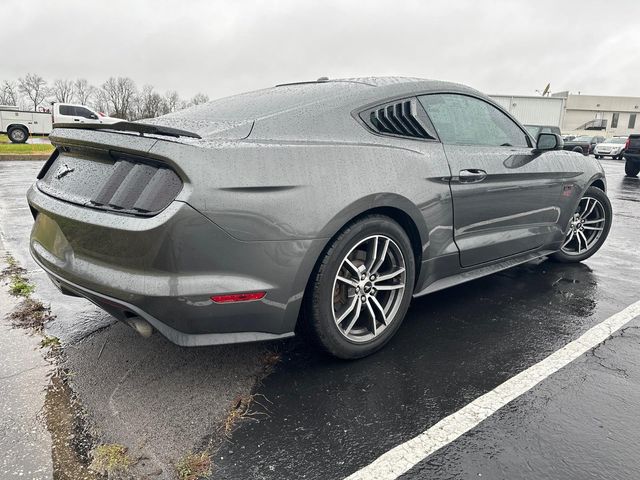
[3,0,640,100]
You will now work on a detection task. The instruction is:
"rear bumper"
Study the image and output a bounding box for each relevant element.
[34,256,294,346]
[27,184,317,345]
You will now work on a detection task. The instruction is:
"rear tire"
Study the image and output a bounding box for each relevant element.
[7,126,28,144]
[572,146,583,155]
[595,155,601,159]
[625,160,640,177]
[303,215,415,359]
[550,186,612,263]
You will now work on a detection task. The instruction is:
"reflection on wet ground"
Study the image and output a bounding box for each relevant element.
[214,160,640,480]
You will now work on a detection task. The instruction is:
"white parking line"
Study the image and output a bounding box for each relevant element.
[345,299,640,480]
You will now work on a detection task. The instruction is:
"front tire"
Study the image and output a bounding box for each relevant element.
[304,215,415,359]
[625,160,640,177]
[550,186,612,263]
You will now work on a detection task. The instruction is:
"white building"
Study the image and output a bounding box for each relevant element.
[552,91,640,136]
[491,92,640,137]
[490,95,565,128]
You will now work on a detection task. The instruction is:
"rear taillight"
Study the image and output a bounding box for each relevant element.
[625,138,631,149]
[211,292,266,303]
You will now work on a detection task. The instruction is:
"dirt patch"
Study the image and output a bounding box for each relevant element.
[43,371,102,480]
[1,254,26,278]
[9,297,55,330]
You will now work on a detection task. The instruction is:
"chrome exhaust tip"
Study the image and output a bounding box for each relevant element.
[126,316,154,338]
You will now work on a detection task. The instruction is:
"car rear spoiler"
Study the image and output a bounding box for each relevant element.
[52,121,202,139]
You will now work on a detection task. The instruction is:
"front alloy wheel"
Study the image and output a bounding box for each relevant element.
[551,186,612,263]
[304,215,415,359]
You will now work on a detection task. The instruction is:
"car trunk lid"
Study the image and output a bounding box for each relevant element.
[36,128,184,216]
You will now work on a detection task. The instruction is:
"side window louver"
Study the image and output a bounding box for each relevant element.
[360,98,436,140]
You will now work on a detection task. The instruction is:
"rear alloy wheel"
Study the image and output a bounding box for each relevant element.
[625,160,640,177]
[551,186,612,263]
[304,215,415,359]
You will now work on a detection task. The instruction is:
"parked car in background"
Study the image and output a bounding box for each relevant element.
[27,77,612,359]
[563,135,605,156]
[563,134,576,142]
[594,137,628,160]
[524,124,561,139]
[0,103,122,143]
[624,134,640,177]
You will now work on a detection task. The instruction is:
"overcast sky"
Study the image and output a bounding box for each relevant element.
[4,0,640,100]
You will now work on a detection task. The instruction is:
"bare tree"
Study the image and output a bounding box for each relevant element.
[18,73,49,110]
[91,88,110,115]
[191,92,209,106]
[74,78,94,105]
[133,84,166,120]
[0,80,19,106]
[52,79,75,103]
[164,90,181,113]
[101,77,137,119]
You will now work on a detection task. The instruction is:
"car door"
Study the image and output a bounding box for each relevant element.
[74,106,100,123]
[419,93,563,267]
[57,105,83,123]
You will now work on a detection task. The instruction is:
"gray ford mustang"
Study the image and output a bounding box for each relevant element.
[27,77,612,359]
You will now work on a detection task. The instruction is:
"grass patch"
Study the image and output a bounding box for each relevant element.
[175,451,212,480]
[0,132,53,154]
[9,274,35,297]
[40,335,61,349]
[221,393,271,439]
[9,298,54,330]
[0,142,54,155]
[3,254,35,298]
[90,444,132,478]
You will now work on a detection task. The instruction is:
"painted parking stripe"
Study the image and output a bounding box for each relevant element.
[345,299,640,480]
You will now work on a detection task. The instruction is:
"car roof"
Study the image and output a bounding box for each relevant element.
[150,77,495,141]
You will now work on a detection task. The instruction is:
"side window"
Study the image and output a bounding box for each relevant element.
[59,105,75,116]
[418,94,529,147]
[75,107,94,118]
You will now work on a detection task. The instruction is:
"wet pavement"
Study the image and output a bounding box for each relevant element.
[0,160,268,479]
[212,159,640,479]
[0,242,53,480]
[1,158,639,479]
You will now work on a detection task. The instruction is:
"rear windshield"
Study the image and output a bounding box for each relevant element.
[163,82,365,122]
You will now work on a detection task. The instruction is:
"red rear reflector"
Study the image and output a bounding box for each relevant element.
[211,292,266,303]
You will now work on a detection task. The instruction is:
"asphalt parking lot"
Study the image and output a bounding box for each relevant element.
[1,157,639,479]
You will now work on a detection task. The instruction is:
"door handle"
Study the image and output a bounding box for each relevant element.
[73,118,80,121]
[459,169,487,183]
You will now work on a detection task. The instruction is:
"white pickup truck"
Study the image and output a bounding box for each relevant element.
[0,103,122,143]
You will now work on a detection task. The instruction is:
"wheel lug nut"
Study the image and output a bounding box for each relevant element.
[370,274,376,281]
[371,288,376,295]
[361,295,367,302]
[355,286,359,292]
[361,274,366,280]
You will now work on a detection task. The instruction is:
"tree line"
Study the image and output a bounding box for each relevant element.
[0,73,210,120]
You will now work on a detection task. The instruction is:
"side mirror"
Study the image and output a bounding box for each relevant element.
[535,133,563,152]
